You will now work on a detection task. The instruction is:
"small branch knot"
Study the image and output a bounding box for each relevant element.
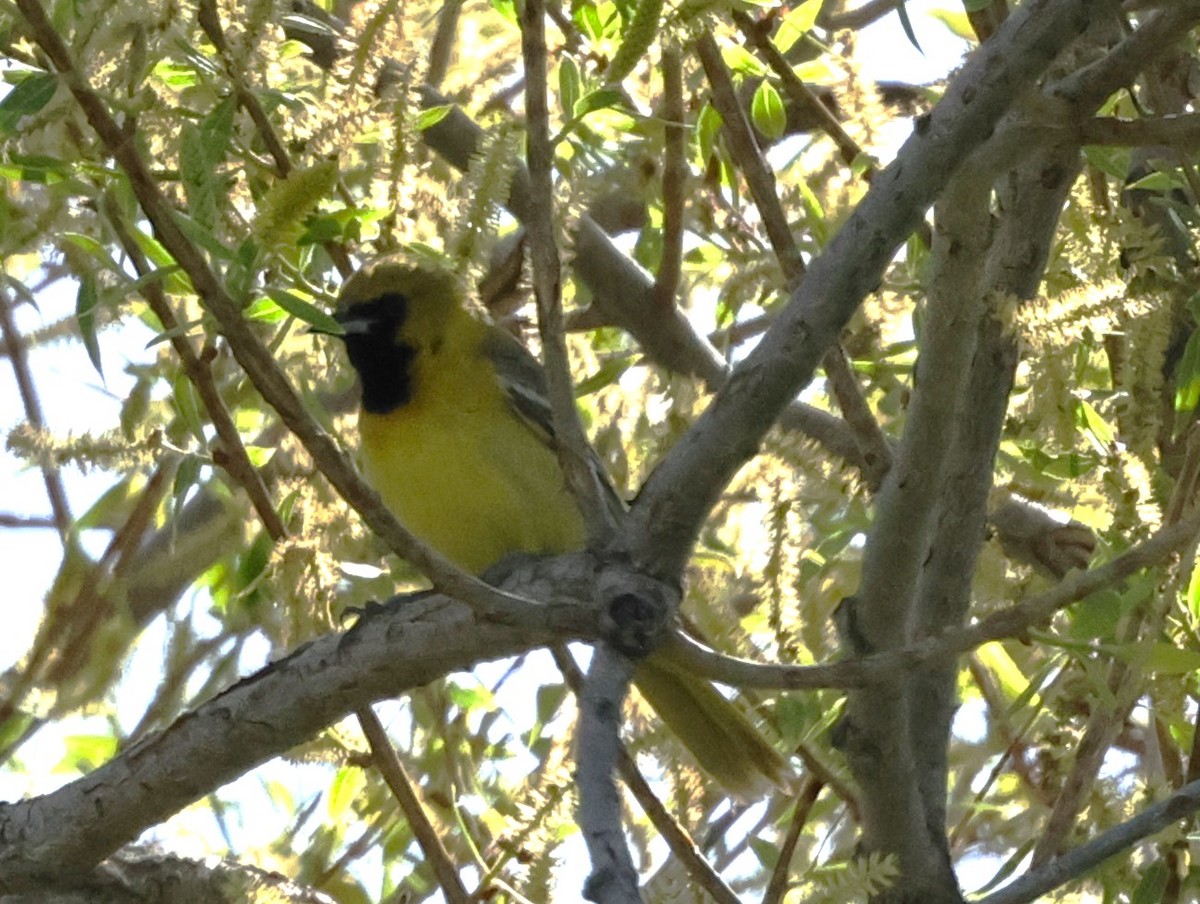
[596,566,679,659]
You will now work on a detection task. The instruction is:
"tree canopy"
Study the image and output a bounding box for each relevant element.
[3,0,1200,902]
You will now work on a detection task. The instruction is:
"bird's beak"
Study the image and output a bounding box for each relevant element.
[332,313,373,335]
[307,310,370,338]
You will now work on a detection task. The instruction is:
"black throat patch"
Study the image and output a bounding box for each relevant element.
[340,293,418,414]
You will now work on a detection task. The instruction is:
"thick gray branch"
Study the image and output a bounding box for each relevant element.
[0,556,602,893]
[630,0,1107,578]
[578,646,642,904]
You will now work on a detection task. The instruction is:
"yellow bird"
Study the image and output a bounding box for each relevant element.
[328,260,788,797]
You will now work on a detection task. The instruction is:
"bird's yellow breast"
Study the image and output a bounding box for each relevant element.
[357,315,585,574]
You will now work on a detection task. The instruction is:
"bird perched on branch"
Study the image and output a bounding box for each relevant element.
[321,259,789,797]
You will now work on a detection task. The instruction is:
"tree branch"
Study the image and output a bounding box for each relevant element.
[654,44,686,309]
[519,0,618,541]
[0,555,604,892]
[660,498,1200,690]
[552,649,743,904]
[103,198,285,542]
[979,779,1200,904]
[577,646,642,904]
[356,706,472,904]
[0,288,71,537]
[630,0,1107,578]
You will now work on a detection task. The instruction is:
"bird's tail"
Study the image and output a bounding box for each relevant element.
[632,654,792,798]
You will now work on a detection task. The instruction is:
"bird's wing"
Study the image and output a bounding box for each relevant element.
[480,324,626,516]
[480,324,558,444]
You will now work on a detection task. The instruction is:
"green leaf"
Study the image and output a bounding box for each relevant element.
[1188,557,1200,626]
[0,72,57,134]
[414,104,453,131]
[748,836,780,869]
[774,694,815,747]
[1128,170,1185,193]
[0,152,71,183]
[278,489,301,526]
[130,228,193,294]
[536,682,567,724]
[575,355,634,395]
[180,122,217,228]
[576,2,615,41]
[696,101,722,164]
[55,734,118,774]
[234,530,273,605]
[75,276,104,379]
[76,478,138,530]
[489,0,517,23]
[201,96,236,161]
[1175,329,1200,412]
[172,370,206,445]
[328,765,366,821]
[604,0,663,85]
[1073,399,1115,456]
[173,454,202,502]
[573,87,625,120]
[243,445,276,467]
[558,56,581,121]
[152,60,200,89]
[446,680,496,712]
[971,838,1037,895]
[722,44,766,77]
[774,0,821,54]
[60,232,123,273]
[1136,642,1200,676]
[1068,588,1122,640]
[751,81,786,140]
[243,296,291,324]
[1132,862,1169,904]
[172,209,236,261]
[929,8,975,41]
[895,0,923,53]
[262,288,342,334]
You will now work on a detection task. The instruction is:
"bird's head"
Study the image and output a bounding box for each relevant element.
[337,262,464,346]
[319,261,465,413]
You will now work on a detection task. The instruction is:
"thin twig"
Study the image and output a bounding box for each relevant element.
[696,33,805,280]
[519,0,619,543]
[654,45,686,309]
[818,0,902,30]
[104,198,286,542]
[1033,431,1200,867]
[356,706,472,904]
[820,344,892,491]
[427,0,464,88]
[0,514,57,529]
[46,462,174,684]
[763,776,824,904]
[0,288,71,537]
[196,0,353,277]
[979,779,1200,904]
[734,10,868,173]
[695,33,892,496]
[659,498,1200,690]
